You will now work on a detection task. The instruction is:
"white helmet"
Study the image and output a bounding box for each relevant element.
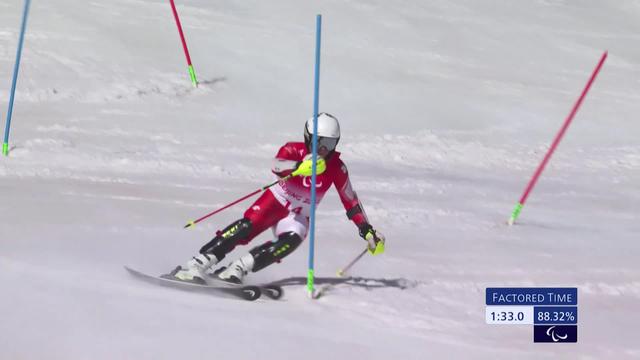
[304,112,340,154]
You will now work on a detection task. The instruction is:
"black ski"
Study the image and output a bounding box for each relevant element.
[206,273,284,300]
[124,266,261,301]
[259,284,284,300]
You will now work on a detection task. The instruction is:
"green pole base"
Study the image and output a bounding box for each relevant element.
[2,142,8,156]
[508,202,524,226]
[188,65,198,87]
[307,269,315,298]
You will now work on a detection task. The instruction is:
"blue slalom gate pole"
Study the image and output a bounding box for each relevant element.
[307,14,322,298]
[3,0,32,156]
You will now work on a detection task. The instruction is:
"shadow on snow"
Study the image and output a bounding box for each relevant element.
[269,276,417,291]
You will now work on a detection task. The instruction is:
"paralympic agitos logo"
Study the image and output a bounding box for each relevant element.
[302,176,323,188]
[534,325,577,343]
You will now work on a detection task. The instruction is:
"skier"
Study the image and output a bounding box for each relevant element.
[167,113,385,284]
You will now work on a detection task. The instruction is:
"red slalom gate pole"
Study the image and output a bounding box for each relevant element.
[508,51,608,225]
[169,0,198,87]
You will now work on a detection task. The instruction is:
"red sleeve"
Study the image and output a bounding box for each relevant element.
[272,143,301,177]
[333,159,368,227]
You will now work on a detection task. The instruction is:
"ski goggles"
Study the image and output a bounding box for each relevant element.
[316,136,339,152]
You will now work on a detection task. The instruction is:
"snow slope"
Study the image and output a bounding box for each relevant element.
[1,0,639,359]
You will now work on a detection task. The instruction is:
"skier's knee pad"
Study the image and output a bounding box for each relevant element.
[250,232,302,272]
[200,218,252,260]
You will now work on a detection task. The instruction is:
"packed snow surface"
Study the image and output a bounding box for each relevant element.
[1,0,639,359]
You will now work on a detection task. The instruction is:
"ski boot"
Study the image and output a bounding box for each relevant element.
[164,253,218,285]
[213,254,255,284]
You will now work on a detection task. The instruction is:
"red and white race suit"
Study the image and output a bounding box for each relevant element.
[240,142,368,244]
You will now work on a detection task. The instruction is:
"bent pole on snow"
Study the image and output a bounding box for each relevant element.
[183,174,293,229]
[508,51,608,225]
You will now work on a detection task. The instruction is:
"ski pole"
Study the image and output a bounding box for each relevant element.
[336,248,368,277]
[183,158,323,228]
[184,172,298,229]
[183,174,293,228]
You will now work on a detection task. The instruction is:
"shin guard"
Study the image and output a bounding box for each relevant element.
[199,218,252,261]
[250,232,303,272]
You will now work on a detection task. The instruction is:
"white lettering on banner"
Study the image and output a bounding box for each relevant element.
[492,293,547,303]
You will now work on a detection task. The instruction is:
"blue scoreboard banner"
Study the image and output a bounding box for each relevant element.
[485,287,578,343]
[486,287,577,306]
